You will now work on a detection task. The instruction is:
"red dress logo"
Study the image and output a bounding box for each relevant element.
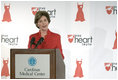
[106,6,113,15]
[2,4,12,22]
[31,7,39,15]
[74,59,84,78]
[104,63,112,71]
[75,3,85,22]
[68,35,75,43]
[113,32,117,49]
[1,59,10,77]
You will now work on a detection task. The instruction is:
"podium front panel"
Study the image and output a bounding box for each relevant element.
[10,49,56,79]
[15,54,50,78]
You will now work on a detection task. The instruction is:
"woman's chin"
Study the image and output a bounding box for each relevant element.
[42,28,48,31]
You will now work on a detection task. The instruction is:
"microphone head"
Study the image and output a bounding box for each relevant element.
[34,37,44,49]
[30,37,35,48]
[37,37,44,44]
[40,37,44,41]
[30,37,35,44]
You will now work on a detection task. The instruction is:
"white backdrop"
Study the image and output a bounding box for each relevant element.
[0,1,117,79]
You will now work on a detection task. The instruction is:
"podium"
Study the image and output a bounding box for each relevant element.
[10,49,65,79]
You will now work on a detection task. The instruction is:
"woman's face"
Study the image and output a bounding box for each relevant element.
[37,16,49,31]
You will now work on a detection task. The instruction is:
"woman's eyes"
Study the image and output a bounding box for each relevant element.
[39,19,47,23]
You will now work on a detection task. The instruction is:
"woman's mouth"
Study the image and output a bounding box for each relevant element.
[42,25,46,28]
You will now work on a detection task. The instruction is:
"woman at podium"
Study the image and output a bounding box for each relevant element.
[28,11,64,59]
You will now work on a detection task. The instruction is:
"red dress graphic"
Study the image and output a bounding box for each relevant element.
[75,3,85,22]
[2,4,12,22]
[113,32,117,49]
[74,59,84,78]
[1,59,10,77]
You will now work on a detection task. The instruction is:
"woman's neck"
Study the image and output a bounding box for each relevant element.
[40,29,48,38]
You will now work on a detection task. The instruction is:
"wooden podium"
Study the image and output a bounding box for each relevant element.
[10,49,65,79]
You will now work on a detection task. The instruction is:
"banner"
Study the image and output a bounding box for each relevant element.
[0,1,117,79]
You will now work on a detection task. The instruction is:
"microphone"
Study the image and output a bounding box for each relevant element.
[30,37,35,48]
[35,37,44,48]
